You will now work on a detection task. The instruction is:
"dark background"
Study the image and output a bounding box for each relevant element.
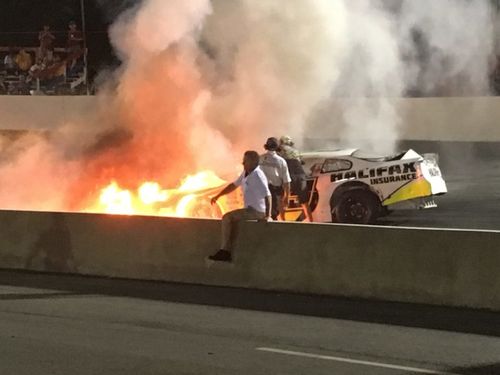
[2,1,500,95]
[0,0,134,75]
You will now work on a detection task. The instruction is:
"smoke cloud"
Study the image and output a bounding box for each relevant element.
[399,0,495,96]
[200,0,348,148]
[308,0,496,152]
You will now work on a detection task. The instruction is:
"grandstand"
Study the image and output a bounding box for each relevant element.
[0,0,113,96]
[0,45,87,95]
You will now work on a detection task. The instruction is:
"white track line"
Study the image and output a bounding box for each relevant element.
[256,347,458,375]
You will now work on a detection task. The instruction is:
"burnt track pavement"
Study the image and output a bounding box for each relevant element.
[0,270,499,375]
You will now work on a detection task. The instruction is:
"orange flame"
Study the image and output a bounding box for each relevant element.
[85,170,239,218]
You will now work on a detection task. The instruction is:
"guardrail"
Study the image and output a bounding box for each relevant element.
[0,209,498,310]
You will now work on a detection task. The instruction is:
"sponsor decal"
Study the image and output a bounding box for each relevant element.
[370,173,416,185]
[330,162,417,185]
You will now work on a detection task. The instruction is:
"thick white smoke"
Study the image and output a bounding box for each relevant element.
[97,0,498,166]
[110,0,211,61]
[399,0,495,96]
[308,0,496,153]
[201,0,348,149]
[86,0,353,186]
[325,0,405,153]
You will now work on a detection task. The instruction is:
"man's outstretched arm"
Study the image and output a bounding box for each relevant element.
[211,183,238,205]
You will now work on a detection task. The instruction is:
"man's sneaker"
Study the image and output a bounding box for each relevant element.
[208,249,232,262]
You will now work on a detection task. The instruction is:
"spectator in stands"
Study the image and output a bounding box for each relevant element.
[0,76,7,94]
[67,21,83,71]
[8,74,30,95]
[38,24,56,62]
[43,55,66,93]
[15,48,32,73]
[51,55,66,76]
[28,58,46,82]
[4,49,18,75]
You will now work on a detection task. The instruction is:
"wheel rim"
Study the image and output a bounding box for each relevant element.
[349,202,367,220]
[333,192,377,223]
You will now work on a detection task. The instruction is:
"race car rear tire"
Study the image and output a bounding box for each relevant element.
[334,190,380,224]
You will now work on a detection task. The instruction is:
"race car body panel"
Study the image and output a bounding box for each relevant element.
[313,172,339,222]
[297,148,447,223]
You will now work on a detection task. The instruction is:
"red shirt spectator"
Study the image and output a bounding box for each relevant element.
[67,21,83,53]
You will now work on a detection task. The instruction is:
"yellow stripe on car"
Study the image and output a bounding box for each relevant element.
[382,177,432,206]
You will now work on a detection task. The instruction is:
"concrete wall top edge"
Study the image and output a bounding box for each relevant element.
[2,209,499,235]
[1,96,500,141]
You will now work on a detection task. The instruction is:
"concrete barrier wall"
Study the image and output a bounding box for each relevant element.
[396,97,500,142]
[0,209,499,310]
[2,96,500,142]
[317,96,500,142]
[0,96,95,130]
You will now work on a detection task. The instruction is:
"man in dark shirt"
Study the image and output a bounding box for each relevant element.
[279,136,314,222]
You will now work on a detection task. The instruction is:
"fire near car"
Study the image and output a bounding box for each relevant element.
[283,148,447,224]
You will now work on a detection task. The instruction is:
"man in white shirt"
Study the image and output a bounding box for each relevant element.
[260,137,291,220]
[209,150,271,262]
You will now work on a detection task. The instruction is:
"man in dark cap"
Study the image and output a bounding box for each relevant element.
[260,137,291,220]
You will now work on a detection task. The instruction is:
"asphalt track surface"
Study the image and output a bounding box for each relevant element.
[0,270,499,375]
[376,149,500,231]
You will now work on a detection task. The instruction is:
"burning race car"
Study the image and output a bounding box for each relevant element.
[283,148,447,224]
[135,148,446,225]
